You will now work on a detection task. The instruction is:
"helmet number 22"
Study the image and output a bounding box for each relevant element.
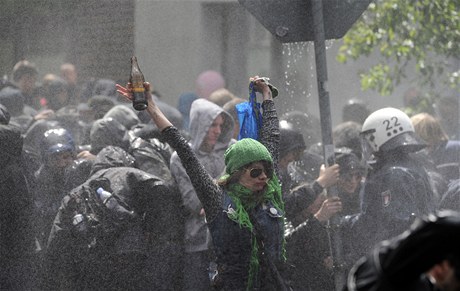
[383,116,401,131]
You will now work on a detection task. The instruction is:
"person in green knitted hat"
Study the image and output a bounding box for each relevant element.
[117,75,289,290]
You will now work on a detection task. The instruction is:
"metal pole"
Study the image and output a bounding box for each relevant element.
[311,0,346,290]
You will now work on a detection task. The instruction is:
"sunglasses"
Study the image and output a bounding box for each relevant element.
[247,167,273,179]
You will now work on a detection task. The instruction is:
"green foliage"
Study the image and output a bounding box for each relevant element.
[337,0,460,96]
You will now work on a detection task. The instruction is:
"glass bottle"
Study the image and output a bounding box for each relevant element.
[129,56,148,111]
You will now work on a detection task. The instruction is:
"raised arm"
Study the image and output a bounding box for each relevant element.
[251,77,280,175]
[116,83,223,222]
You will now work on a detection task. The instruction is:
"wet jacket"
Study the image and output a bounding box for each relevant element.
[0,86,34,132]
[170,98,235,253]
[33,163,72,250]
[46,146,175,290]
[104,104,141,130]
[0,123,35,290]
[129,131,175,186]
[210,194,285,290]
[89,117,130,154]
[431,140,460,182]
[348,151,436,262]
[285,216,334,291]
[345,211,460,291]
[439,179,460,211]
[163,100,285,290]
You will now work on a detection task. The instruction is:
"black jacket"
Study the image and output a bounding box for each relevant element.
[0,124,35,290]
[46,146,178,290]
[347,151,436,264]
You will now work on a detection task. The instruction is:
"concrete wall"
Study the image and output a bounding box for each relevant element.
[134,0,411,128]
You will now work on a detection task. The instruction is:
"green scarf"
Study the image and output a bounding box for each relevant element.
[223,174,286,290]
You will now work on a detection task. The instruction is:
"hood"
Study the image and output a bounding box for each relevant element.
[177,92,198,130]
[0,123,23,162]
[92,78,117,98]
[104,104,140,130]
[136,95,183,129]
[189,98,234,151]
[23,119,61,153]
[89,117,129,154]
[0,87,25,116]
[90,146,135,175]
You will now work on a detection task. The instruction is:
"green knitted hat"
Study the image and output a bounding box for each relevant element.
[224,138,273,175]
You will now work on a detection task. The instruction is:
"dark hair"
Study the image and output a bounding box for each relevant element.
[342,99,370,125]
[333,121,363,159]
[279,122,306,159]
[218,169,244,187]
[12,60,38,82]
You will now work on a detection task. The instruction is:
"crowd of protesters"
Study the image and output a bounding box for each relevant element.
[0,59,459,290]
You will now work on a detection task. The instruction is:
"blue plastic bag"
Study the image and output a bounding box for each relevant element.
[236,81,262,140]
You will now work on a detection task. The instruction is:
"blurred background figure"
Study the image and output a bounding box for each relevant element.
[342,98,370,125]
[195,70,225,100]
[279,111,323,185]
[280,110,321,150]
[208,88,237,107]
[278,122,307,194]
[402,87,435,117]
[41,75,70,112]
[91,78,119,101]
[60,63,81,104]
[333,121,364,160]
[32,128,76,252]
[222,97,245,140]
[1,60,40,114]
[439,179,460,212]
[435,97,459,140]
[334,147,366,216]
[177,92,198,132]
[411,112,460,183]
[0,86,34,133]
[0,113,36,290]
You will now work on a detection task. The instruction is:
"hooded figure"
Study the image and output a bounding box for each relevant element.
[89,117,130,155]
[0,87,34,132]
[169,98,235,290]
[33,128,76,251]
[0,122,35,290]
[47,146,182,290]
[103,104,140,130]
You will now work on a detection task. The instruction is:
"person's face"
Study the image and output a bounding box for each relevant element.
[202,114,224,151]
[337,171,362,194]
[19,73,37,94]
[48,151,74,170]
[61,67,77,85]
[238,161,272,192]
[280,149,304,169]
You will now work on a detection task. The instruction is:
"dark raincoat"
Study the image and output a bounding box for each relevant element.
[0,123,35,290]
[46,146,180,290]
[346,151,436,265]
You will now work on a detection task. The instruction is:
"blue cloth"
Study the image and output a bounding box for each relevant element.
[236,82,262,140]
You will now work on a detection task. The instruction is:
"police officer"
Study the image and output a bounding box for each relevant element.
[345,107,436,265]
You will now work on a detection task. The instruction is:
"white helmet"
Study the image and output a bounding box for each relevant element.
[361,107,424,154]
